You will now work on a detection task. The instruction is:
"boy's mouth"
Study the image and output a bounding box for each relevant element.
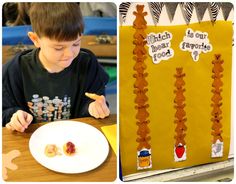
[60,58,73,62]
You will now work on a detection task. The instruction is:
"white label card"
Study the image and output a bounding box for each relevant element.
[146,31,174,64]
[180,28,213,61]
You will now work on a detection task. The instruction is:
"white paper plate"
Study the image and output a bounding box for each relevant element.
[29,121,109,174]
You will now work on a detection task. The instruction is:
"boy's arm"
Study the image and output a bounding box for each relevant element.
[2,82,23,126]
[79,72,109,117]
[2,108,21,126]
[2,80,34,128]
[2,60,32,126]
[77,49,110,117]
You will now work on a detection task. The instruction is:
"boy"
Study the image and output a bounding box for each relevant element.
[2,3,110,132]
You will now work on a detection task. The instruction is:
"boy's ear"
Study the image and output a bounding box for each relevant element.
[28,32,40,48]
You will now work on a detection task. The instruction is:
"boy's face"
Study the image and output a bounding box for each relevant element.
[29,32,81,72]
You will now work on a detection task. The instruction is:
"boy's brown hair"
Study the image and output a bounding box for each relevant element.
[29,3,84,41]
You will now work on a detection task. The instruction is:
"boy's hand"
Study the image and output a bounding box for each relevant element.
[6,110,33,132]
[85,92,110,119]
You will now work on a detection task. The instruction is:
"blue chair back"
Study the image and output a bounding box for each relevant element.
[2,16,117,45]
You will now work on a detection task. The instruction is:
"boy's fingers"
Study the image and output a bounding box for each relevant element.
[97,102,110,118]
[10,120,25,132]
[25,114,33,127]
[17,111,28,128]
[6,110,33,132]
[91,104,99,119]
[88,102,97,118]
[95,98,110,117]
[6,123,14,131]
[85,92,101,100]
[9,113,24,132]
[86,93,110,118]
[94,101,110,118]
[26,114,33,123]
[94,103,105,118]
[101,104,110,117]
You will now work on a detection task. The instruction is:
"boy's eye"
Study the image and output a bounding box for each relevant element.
[73,43,80,47]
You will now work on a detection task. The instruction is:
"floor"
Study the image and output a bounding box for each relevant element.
[180,168,234,182]
[124,158,234,182]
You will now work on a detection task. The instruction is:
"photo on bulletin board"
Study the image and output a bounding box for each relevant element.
[119,2,233,181]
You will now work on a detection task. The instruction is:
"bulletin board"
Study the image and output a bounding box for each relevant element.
[119,3,233,177]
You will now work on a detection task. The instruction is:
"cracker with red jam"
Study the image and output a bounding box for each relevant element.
[63,141,76,156]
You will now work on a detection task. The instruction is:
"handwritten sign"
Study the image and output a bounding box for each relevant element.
[180,28,213,61]
[146,31,174,64]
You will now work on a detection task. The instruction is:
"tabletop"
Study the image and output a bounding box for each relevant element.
[2,35,117,65]
[2,114,117,182]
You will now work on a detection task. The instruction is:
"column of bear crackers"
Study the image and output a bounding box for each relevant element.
[174,68,187,162]
[133,5,152,170]
[211,54,224,158]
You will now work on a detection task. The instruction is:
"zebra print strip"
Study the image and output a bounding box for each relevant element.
[221,2,233,20]
[120,2,233,24]
[209,2,221,22]
[181,2,195,24]
[195,2,209,22]
[150,2,164,24]
[165,3,178,22]
[119,2,131,23]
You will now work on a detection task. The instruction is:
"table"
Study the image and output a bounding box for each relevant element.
[2,35,117,64]
[2,114,117,182]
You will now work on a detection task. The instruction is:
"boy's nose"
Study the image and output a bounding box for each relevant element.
[64,48,74,58]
